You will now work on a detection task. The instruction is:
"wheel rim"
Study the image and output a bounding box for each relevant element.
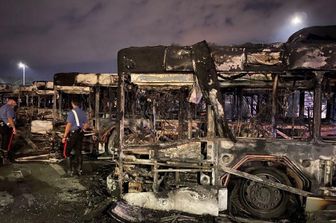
[241,173,285,213]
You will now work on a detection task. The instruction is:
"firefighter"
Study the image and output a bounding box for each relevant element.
[0,98,17,165]
[62,98,89,176]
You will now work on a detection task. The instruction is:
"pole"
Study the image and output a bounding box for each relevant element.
[23,66,26,85]
[271,74,279,138]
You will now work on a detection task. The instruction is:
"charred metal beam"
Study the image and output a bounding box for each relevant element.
[117,54,126,195]
[153,169,212,173]
[313,72,324,142]
[58,92,62,119]
[187,102,192,139]
[88,93,93,127]
[95,86,100,131]
[191,41,236,142]
[207,105,215,138]
[152,161,159,192]
[271,74,279,138]
[299,91,305,118]
[178,93,184,139]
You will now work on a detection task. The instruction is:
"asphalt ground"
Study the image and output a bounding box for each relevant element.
[0,160,115,223]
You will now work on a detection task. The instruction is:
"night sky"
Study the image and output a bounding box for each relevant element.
[0,0,336,84]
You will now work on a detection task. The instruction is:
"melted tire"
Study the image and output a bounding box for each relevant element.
[230,167,298,220]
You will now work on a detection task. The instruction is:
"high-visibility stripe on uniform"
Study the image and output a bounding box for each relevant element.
[72,109,80,127]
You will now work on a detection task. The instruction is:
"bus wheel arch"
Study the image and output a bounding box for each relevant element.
[225,157,310,220]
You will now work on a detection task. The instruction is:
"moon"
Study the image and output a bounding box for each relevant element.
[291,15,302,25]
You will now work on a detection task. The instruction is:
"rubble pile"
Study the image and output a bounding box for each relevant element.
[81,163,218,223]
[83,163,117,222]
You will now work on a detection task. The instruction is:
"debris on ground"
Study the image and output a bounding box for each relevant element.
[7,170,24,182]
[15,154,62,163]
[83,163,118,222]
[0,191,14,210]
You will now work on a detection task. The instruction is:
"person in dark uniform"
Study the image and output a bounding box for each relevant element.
[62,98,89,176]
[0,98,17,165]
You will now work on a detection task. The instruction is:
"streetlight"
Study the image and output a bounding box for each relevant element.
[18,62,27,85]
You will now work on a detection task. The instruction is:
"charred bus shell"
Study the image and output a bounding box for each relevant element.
[113,26,336,221]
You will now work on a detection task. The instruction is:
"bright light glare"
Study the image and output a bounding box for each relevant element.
[275,12,307,41]
[18,62,27,68]
[291,15,303,25]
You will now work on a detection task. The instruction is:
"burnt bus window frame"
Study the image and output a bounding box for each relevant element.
[320,73,336,141]
[122,82,203,146]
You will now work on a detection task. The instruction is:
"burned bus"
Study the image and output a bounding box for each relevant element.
[16,81,55,153]
[15,81,54,122]
[0,82,55,157]
[53,73,118,157]
[112,26,336,221]
[0,84,14,104]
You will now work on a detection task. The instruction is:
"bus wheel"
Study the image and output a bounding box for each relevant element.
[235,167,292,219]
